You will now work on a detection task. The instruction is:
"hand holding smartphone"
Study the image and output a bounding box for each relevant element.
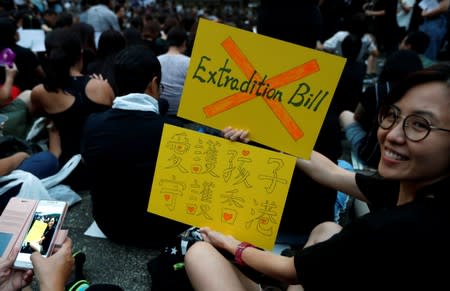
[13,200,67,270]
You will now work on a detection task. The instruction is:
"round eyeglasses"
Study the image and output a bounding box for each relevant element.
[378,105,450,142]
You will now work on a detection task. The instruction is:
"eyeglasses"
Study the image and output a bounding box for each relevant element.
[159,83,165,93]
[378,105,450,142]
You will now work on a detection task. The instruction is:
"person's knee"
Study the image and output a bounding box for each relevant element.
[184,241,212,267]
[305,221,342,248]
[339,110,355,129]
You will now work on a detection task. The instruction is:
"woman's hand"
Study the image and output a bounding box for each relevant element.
[199,227,241,255]
[222,126,250,143]
[5,63,18,80]
[31,237,74,291]
[0,247,33,291]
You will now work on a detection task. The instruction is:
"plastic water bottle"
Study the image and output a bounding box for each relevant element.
[0,48,15,68]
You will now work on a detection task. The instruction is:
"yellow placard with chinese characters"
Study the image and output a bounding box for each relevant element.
[148,124,296,250]
[177,18,346,159]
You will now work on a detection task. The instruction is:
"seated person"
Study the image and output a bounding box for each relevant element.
[0,62,33,139]
[81,45,189,248]
[399,30,436,68]
[184,64,450,290]
[0,123,61,212]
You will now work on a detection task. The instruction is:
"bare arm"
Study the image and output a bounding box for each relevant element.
[200,228,298,284]
[296,151,367,202]
[0,152,29,176]
[85,78,115,106]
[422,0,450,17]
[0,64,18,105]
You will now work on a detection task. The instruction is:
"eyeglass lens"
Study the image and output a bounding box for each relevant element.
[379,106,431,141]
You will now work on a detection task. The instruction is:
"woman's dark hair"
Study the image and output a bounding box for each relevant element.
[0,17,16,49]
[114,45,161,96]
[97,30,126,58]
[43,28,82,92]
[69,22,96,52]
[384,63,450,106]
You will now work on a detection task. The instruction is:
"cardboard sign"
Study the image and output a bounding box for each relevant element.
[177,18,346,159]
[17,29,46,52]
[148,124,296,249]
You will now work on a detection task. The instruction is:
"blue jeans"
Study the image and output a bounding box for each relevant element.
[18,151,59,179]
[344,122,367,154]
[420,15,448,60]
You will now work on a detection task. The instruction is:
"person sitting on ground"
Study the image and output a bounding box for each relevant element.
[0,62,33,139]
[157,26,190,119]
[81,45,189,248]
[184,63,450,290]
[0,17,45,92]
[30,27,114,190]
[399,30,436,68]
[0,237,124,291]
[0,122,61,212]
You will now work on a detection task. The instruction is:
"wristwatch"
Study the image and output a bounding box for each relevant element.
[234,242,255,266]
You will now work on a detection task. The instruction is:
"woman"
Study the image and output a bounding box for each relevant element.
[30,27,114,189]
[29,217,57,255]
[184,64,450,290]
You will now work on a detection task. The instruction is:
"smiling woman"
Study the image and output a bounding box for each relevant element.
[183,63,450,291]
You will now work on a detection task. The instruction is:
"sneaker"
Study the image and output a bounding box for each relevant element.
[66,279,90,291]
[65,251,88,291]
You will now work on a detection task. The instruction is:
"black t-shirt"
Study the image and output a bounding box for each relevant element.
[293,175,450,291]
[81,107,188,248]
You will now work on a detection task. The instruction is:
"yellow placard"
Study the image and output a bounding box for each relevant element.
[24,220,46,243]
[148,124,296,250]
[178,18,346,159]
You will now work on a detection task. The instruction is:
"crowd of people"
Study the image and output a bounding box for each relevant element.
[0,0,449,290]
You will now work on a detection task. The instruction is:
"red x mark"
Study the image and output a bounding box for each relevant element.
[203,37,320,140]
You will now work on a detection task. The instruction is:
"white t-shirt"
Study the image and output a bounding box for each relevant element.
[397,0,416,29]
[157,53,191,115]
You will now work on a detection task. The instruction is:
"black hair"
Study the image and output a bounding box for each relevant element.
[0,17,16,49]
[378,50,423,83]
[347,12,368,39]
[166,26,187,47]
[54,11,73,29]
[43,28,82,92]
[404,31,430,54]
[97,29,126,58]
[114,45,161,96]
[384,63,450,106]
[341,33,362,62]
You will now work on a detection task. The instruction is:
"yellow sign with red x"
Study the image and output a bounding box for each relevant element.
[178,19,346,158]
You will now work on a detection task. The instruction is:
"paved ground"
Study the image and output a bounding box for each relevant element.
[31,190,159,291]
[26,139,356,291]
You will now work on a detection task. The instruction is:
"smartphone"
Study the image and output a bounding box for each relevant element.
[13,200,67,269]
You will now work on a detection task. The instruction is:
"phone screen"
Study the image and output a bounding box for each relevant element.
[14,201,66,269]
